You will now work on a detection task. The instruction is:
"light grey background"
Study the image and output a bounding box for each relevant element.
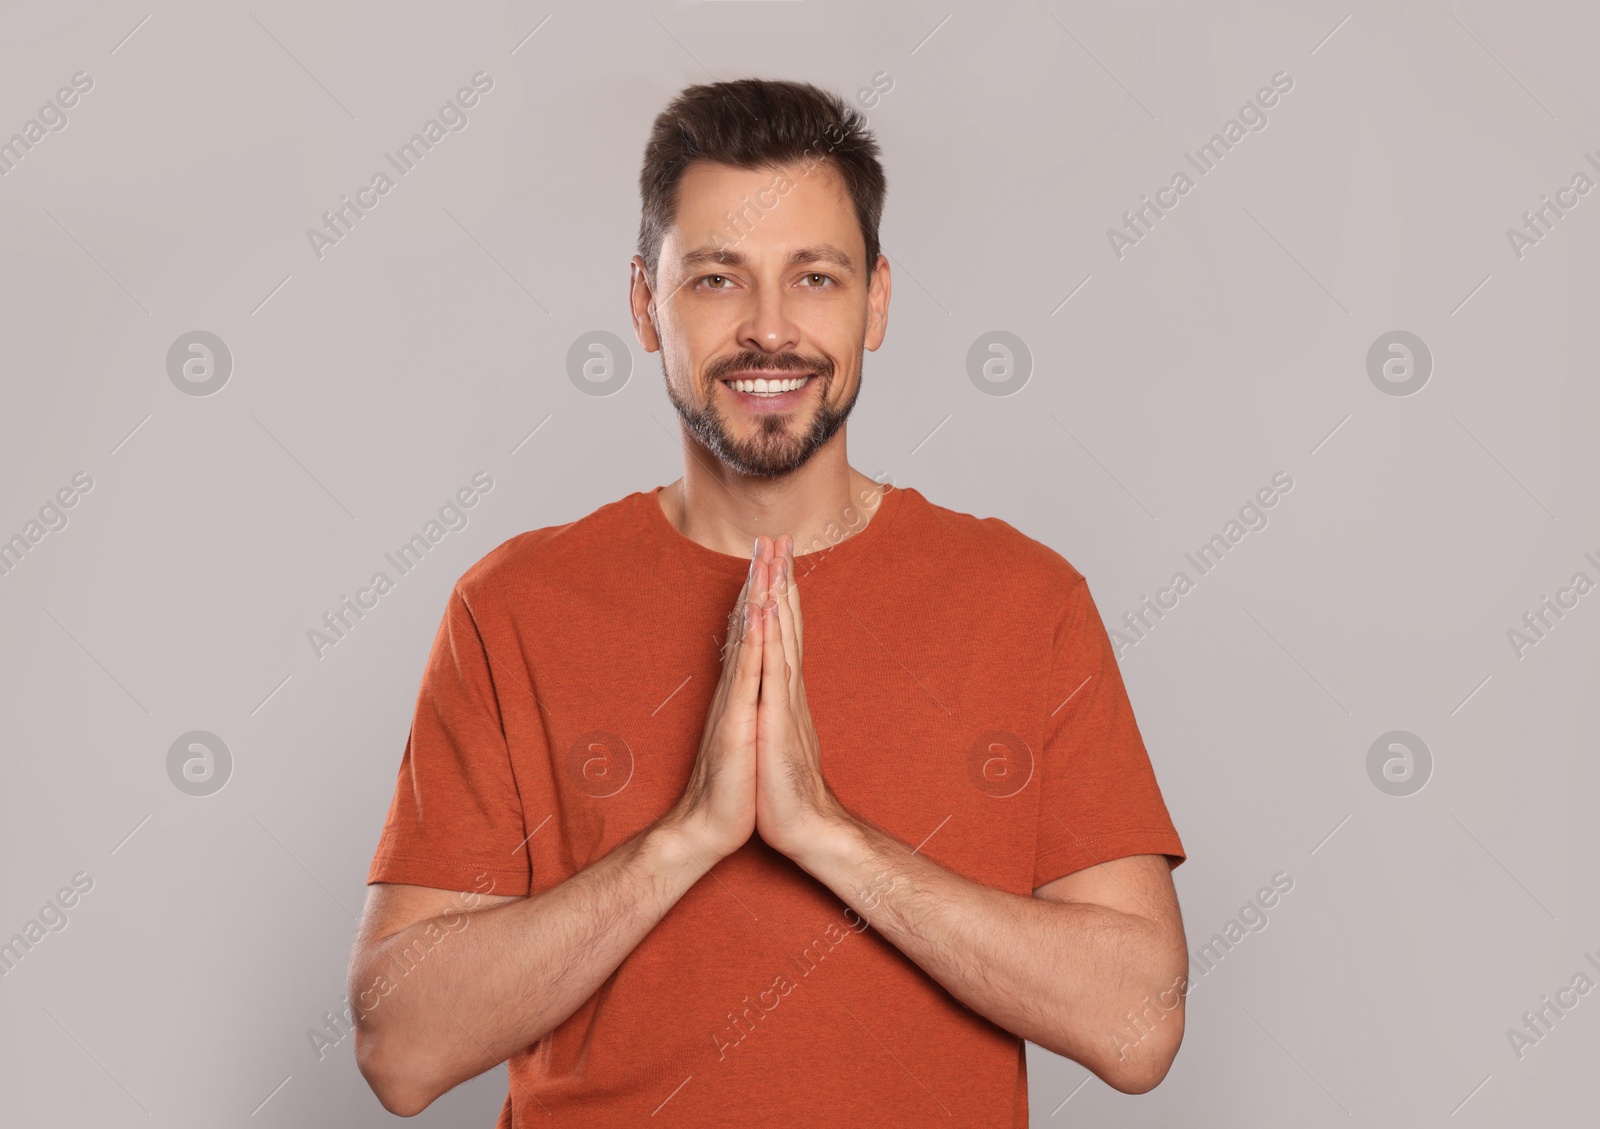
[1,1,1595,1125]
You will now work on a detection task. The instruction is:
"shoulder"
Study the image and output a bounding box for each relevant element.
[895,486,1086,603]
[452,490,643,610]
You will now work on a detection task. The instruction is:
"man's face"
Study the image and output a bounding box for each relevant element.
[631,159,890,479]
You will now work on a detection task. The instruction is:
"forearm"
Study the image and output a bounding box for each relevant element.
[790,816,1186,1091]
[352,822,712,1114]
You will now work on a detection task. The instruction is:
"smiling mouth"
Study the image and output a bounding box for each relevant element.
[720,373,816,396]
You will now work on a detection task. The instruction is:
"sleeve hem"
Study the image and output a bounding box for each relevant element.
[1033,831,1186,890]
[367,852,531,897]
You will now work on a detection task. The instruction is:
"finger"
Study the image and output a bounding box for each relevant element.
[782,534,803,664]
[757,534,775,600]
[758,578,789,723]
[735,584,764,696]
[725,538,764,660]
[770,537,802,698]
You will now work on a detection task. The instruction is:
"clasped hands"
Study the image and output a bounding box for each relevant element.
[667,533,850,867]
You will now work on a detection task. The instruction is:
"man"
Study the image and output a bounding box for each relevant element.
[351,78,1188,1126]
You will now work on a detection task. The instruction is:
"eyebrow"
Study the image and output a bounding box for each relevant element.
[678,244,858,276]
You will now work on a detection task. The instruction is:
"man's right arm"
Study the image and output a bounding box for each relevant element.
[354,542,771,1116]
[349,818,713,1117]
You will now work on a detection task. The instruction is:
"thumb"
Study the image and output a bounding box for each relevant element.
[758,596,789,727]
[736,562,767,696]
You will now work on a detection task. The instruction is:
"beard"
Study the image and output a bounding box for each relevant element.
[663,348,861,480]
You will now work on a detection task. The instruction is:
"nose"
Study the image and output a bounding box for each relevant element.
[736,281,802,357]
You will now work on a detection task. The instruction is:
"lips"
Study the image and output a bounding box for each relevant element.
[721,372,815,395]
[717,372,817,412]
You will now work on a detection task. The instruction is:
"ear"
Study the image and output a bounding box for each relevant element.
[629,255,662,353]
[864,254,891,351]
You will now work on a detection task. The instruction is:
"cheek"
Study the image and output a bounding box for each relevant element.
[658,325,704,384]
[667,303,741,362]
[834,366,859,394]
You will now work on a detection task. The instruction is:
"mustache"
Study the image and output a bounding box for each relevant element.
[705,352,834,383]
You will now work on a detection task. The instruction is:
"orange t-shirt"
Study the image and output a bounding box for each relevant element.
[366,481,1185,1127]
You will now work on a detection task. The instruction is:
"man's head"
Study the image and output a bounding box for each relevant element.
[630,79,890,480]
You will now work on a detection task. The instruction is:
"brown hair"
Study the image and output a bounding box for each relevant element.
[637,78,887,286]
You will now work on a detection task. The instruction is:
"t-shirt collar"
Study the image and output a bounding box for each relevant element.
[641,480,905,584]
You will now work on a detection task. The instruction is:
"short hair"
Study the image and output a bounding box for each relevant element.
[637,77,887,286]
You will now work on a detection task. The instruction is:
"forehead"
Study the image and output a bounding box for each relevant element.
[666,159,863,258]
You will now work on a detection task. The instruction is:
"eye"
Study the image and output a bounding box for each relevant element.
[800,272,836,288]
[698,274,733,290]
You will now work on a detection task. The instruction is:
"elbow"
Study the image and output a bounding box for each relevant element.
[1102,1006,1184,1095]
[353,1020,440,1117]
[1104,1053,1176,1095]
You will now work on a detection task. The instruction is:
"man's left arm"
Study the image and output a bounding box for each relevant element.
[747,537,1188,1094]
[787,814,1188,1094]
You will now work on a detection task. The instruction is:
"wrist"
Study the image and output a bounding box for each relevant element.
[782,804,863,876]
[648,811,733,876]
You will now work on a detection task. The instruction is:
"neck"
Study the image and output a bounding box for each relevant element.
[658,437,885,560]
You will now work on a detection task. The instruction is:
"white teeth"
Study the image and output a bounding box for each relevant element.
[728,375,811,394]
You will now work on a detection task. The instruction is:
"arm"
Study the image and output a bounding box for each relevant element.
[350,824,716,1116]
[747,538,1188,1092]
[789,821,1188,1093]
[354,559,769,1116]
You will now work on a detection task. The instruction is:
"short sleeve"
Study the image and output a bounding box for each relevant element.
[1032,576,1185,890]
[366,585,533,895]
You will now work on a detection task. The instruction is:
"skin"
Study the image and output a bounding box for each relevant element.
[637,155,891,559]
[349,156,1188,1117]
